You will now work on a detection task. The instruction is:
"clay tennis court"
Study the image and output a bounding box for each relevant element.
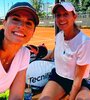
[26,27,55,50]
[0,25,90,50]
[26,27,90,50]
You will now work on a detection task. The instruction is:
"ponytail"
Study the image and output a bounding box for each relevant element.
[0,29,4,49]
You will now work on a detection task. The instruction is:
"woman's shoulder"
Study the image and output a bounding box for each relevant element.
[18,46,30,55]
[56,30,64,35]
[55,31,64,39]
[79,31,90,40]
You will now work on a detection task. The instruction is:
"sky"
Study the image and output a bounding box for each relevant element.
[0,0,54,18]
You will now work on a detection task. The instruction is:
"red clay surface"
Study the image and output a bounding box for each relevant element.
[0,25,90,50]
[26,27,55,50]
[27,27,90,50]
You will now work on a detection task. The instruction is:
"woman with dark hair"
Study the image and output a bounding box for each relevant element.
[0,1,39,100]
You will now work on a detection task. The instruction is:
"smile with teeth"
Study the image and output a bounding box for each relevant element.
[13,32,25,37]
[60,22,66,25]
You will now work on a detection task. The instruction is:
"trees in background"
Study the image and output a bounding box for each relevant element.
[29,0,90,19]
[29,0,46,18]
[69,0,90,13]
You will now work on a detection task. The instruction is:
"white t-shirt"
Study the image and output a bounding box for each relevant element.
[0,47,30,93]
[55,31,90,80]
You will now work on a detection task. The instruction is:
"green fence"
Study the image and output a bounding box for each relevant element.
[39,13,90,28]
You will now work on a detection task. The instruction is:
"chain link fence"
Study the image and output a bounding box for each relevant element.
[39,13,90,28]
[0,13,90,28]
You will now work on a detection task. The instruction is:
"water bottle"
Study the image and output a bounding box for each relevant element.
[24,77,32,100]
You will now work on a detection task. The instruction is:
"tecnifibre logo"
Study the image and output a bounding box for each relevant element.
[30,72,50,83]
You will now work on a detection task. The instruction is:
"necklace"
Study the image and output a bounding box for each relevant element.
[2,59,9,65]
[1,57,13,72]
[0,49,16,66]
[0,55,13,65]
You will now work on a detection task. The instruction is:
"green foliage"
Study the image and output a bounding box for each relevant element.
[69,0,90,13]
[86,7,90,14]
[30,0,45,18]
[29,0,90,18]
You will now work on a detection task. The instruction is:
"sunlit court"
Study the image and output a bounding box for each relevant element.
[26,27,90,50]
[0,25,90,50]
[26,27,55,50]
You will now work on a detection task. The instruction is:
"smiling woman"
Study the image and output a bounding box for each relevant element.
[9,13,35,29]
[0,2,39,100]
[39,1,90,100]
[4,12,35,44]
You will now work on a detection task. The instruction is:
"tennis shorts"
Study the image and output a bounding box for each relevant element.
[49,68,90,94]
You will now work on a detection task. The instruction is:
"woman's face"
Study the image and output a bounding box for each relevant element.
[3,10,35,45]
[55,6,77,32]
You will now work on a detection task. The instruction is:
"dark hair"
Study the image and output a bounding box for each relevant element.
[36,46,48,59]
[5,2,39,26]
[71,11,79,29]
[0,29,4,49]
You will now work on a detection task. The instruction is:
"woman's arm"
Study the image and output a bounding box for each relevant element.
[9,69,27,100]
[69,64,88,100]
